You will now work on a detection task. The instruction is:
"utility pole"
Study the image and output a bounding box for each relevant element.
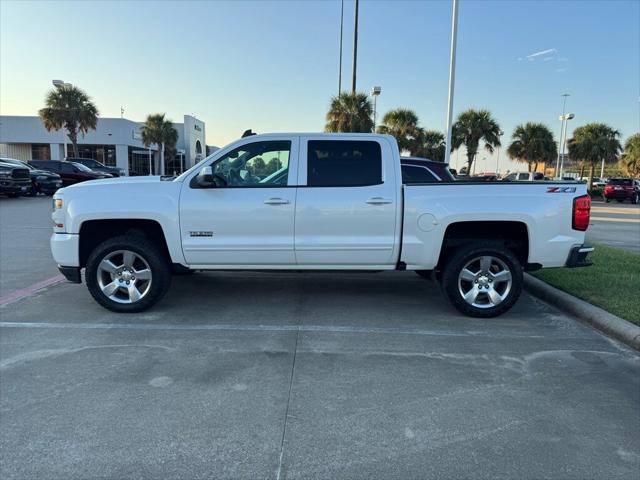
[443,0,459,165]
[351,0,359,93]
[338,0,344,95]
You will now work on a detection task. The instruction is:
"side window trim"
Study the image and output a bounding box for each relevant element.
[190,137,298,189]
[401,164,441,182]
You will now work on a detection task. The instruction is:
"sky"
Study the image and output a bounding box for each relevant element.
[1,0,639,172]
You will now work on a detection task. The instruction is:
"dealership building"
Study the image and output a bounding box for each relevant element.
[0,115,208,175]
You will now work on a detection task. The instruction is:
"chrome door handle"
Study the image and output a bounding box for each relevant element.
[264,198,290,205]
[366,197,393,205]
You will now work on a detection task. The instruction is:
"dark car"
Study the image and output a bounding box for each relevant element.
[400,157,456,183]
[0,157,62,195]
[30,160,111,187]
[67,157,125,177]
[0,163,31,197]
[604,178,639,204]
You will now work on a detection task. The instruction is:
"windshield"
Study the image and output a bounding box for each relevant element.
[71,162,94,173]
[609,179,632,186]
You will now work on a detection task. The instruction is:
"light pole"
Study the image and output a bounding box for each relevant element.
[443,0,459,166]
[52,79,72,159]
[351,0,359,93]
[338,0,344,95]
[496,130,504,174]
[558,113,574,178]
[555,93,570,177]
[370,86,381,130]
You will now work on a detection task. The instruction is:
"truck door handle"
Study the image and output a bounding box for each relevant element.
[264,197,290,205]
[366,197,393,205]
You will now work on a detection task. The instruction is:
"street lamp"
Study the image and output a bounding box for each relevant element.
[558,113,575,178]
[52,79,72,158]
[370,86,381,130]
[555,93,570,177]
[496,130,504,174]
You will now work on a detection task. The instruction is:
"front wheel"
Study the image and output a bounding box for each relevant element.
[440,242,523,318]
[85,235,171,313]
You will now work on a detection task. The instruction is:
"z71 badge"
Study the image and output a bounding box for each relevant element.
[547,186,576,193]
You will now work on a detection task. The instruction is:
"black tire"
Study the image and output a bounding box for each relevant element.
[605,197,610,203]
[440,242,523,318]
[414,270,432,280]
[85,235,171,313]
[632,194,638,205]
[616,199,624,203]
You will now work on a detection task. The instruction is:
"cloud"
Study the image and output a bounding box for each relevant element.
[556,67,568,73]
[525,48,558,61]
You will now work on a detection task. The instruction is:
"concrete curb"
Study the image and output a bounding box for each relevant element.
[524,273,640,351]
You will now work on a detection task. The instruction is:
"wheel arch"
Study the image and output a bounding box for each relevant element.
[436,221,530,270]
[78,219,173,268]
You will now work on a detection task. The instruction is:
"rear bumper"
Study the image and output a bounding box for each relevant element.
[59,266,82,283]
[566,244,594,268]
[604,191,634,199]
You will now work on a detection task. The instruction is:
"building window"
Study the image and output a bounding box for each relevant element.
[195,139,202,155]
[31,144,51,160]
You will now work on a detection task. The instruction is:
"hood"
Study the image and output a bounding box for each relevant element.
[31,169,60,178]
[62,175,167,190]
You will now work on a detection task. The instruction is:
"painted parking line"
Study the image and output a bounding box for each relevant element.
[0,320,549,339]
[0,275,65,307]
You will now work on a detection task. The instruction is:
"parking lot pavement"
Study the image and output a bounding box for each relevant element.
[587,202,640,253]
[1,197,639,479]
[0,196,59,297]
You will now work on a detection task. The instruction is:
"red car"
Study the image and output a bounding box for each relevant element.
[604,178,639,204]
[30,160,111,187]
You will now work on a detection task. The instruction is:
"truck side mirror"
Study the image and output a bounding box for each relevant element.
[196,166,215,188]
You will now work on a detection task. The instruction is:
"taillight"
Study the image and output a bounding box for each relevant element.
[604,185,613,191]
[573,194,591,231]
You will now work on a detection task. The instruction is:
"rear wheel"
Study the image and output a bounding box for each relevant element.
[605,197,610,203]
[440,242,523,318]
[86,235,171,313]
[632,193,638,205]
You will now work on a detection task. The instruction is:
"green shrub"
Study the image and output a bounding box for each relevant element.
[589,186,603,199]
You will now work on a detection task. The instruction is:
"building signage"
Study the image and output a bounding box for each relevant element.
[194,124,202,132]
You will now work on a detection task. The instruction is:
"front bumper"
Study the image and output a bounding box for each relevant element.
[51,233,80,267]
[38,179,63,193]
[566,244,594,268]
[0,179,30,194]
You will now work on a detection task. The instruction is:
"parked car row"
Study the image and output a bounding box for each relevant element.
[1,157,123,197]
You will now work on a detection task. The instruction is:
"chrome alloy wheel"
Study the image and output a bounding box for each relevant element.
[457,255,513,309]
[96,250,152,304]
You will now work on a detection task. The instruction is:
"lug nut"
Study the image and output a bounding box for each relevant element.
[126,281,130,285]
[131,276,135,281]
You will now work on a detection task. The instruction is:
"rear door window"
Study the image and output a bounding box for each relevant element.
[307,140,382,187]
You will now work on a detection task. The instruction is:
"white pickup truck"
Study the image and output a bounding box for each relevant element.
[51,133,593,317]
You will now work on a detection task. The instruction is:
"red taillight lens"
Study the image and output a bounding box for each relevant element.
[573,194,591,231]
[604,185,613,191]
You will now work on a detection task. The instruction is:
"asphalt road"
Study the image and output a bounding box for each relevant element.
[587,201,640,253]
[1,196,639,480]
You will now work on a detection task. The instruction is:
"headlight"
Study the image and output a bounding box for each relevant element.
[54,198,63,210]
[36,175,47,181]
[0,171,10,177]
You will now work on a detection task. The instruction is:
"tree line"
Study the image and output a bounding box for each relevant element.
[324,91,639,188]
[38,84,178,174]
[36,84,640,186]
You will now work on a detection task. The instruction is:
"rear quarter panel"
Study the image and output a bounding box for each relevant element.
[401,183,588,269]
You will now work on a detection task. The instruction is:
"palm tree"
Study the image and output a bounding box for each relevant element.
[620,133,640,177]
[506,123,557,172]
[451,109,502,173]
[140,113,179,175]
[414,130,446,161]
[376,108,421,154]
[38,84,99,158]
[567,123,622,189]
[324,92,373,133]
